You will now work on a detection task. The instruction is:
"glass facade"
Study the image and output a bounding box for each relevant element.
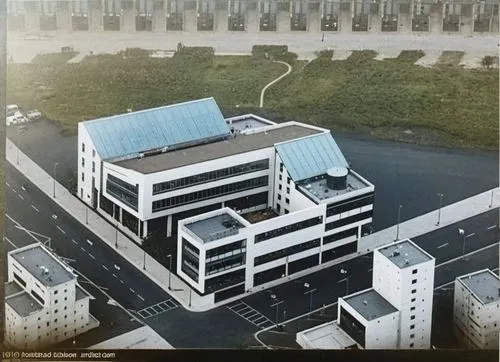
[254,238,320,266]
[153,159,269,194]
[205,254,245,276]
[326,193,374,217]
[322,227,358,245]
[254,216,323,243]
[152,176,269,212]
[205,268,245,294]
[339,306,366,348]
[253,264,285,286]
[181,238,200,282]
[206,240,246,261]
[325,210,373,232]
[321,241,358,264]
[106,174,139,211]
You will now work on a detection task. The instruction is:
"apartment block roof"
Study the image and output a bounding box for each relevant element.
[114,124,322,174]
[6,291,44,317]
[76,284,91,301]
[185,213,245,243]
[5,281,23,297]
[83,97,231,160]
[275,133,349,182]
[343,288,398,321]
[377,239,434,269]
[458,269,500,305]
[10,244,75,287]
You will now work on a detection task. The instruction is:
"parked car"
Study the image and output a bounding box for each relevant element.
[26,110,42,121]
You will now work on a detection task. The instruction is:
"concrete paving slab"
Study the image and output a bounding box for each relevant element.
[331,49,353,61]
[89,325,174,349]
[414,51,443,68]
[459,52,499,69]
[67,53,87,63]
[374,49,401,61]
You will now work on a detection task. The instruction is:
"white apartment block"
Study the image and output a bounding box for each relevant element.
[453,269,500,350]
[78,97,375,303]
[4,243,99,349]
[296,239,436,350]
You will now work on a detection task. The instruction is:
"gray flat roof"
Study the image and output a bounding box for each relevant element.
[459,270,500,305]
[343,289,398,321]
[298,172,370,202]
[377,239,433,269]
[227,116,273,133]
[6,291,44,317]
[11,245,75,287]
[76,284,90,301]
[5,281,23,297]
[185,213,245,243]
[114,124,322,174]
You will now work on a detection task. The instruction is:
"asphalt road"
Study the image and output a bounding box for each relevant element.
[7,120,499,233]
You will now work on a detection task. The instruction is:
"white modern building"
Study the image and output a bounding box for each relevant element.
[78,97,375,303]
[296,238,436,349]
[453,269,500,350]
[4,243,99,349]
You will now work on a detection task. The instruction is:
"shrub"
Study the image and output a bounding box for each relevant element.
[481,55,495,69]
[119,48,150,58]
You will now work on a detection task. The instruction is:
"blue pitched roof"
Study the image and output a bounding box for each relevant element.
[83,98,230,160]
[275,132,349,182]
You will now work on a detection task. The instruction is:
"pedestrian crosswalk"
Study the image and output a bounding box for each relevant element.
[137,299,179,319]
[227,301,275,329]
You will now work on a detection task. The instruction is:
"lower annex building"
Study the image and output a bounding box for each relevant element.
[4,243,99,349]
[78,97,375,303]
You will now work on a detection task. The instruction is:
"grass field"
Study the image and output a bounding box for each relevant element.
[6,49,499,150]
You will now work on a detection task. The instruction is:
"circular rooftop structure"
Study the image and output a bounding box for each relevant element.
[326,167,349,190]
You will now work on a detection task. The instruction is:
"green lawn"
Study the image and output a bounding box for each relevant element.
[6,49,499,150]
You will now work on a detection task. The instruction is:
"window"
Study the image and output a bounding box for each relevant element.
[285,209,289,214]
[412,279,417,284]
[92,161,95,173]
[325,210,373,231]
[410,324,415,330]
[64,297,67,301]
[55,309,58,313]
[287,177,291,184]
[279,174,282,181]
[278,184,282,190]
[92,149,96,157]
[82,143,85,152]
[285,198,290,204]
[286,187,290,194]
[55,299,58,304]
[326,193,374,217]
[46,322,50,327]
[81,173,85,182]
[81,157,85,167]
[64,306,67,310]
[64,289,67,293]
[410,315,415,320]
[280,162,283,172]
[55,327,58,331]
[412,269,418,274]
[410,306,416,311]
[409,343,414,348]
[277,194,281,201]
[411,289,416,294]
[55,319,58,323]
[254,238,320,266]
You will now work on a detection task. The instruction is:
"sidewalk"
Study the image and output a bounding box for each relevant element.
[5,138,499,312]
[89,326,174,349]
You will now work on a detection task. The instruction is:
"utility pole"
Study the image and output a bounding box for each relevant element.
[115,220,118,248]
[489,190,494,208]
[395,204,402,241]
[167,254,172,290]
[304,288,317,319]
[436,193,443,226]
[85,207,88,224]
[53,162,59,198]
[270,300,284,327]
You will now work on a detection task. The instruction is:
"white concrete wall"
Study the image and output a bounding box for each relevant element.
[153,4,166,32]
[277,8,290,32]
[89,0,103,31]
[25,1,41,32]
[365,311,400,349]
[56,2,72,32]
[246,2,260,32]
[78,124,101,206]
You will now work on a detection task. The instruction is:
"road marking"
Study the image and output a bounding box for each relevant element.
[4,236,18,248]
[88,254,96,260]
[18,194,24,200]
[137,299,179,319]
[368,268,373,272]
[57,226,66,234]
[120,280,124,284]
[102,265,109,271]
[31,205,39,212]
[12,189,17,194]
[6,182,10,187]
[72,239,78,245]
[337,278,348,283]
[466,233,476,238]
[80,247,86,252]
[437,243,448,249]
[436,242,499,268]
[228,301,275,329]
[86,239,93,246]
[487,225,497,230]
[129,288,135,293]
[112,273,117,278]
[137,295,145,302]
[52,214,57,220]
[114,264,121,271]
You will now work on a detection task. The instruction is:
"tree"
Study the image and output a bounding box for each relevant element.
[481,55,495,69]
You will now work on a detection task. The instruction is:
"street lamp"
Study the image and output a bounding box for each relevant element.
[115,220,118,249]
[16,127,20,165]
[459,228,475,260]
[270,300,284,327]
[395,204,403,241]
[189,288,192,308]
[489,190,494,208]
[52,162,59,198]
[167,254,172,290]
[340,268,349,295]
[436,193,444,226]
[304,283,317,319]
[143,249,146,270]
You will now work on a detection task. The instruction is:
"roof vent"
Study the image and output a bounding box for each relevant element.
[127,108,133,113]
[161,146,169,153]
[138,153,144,159]
[404,259,410,265]
[393,250,400,257]
[324,189,328,193]
[305,184,312,189]
[363,300,368,305]
[398,244,403,249]
[404,253,408,257]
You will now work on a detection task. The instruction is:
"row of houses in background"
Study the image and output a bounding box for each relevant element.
[6,0,500,35]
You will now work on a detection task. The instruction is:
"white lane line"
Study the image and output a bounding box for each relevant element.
[57,226,66,235]
[129,288,136,294]
[12,189,17,194]
[466,233,476,238]
[102,265,109,271]
[368,268,373,272]
[437,243,448,249]
[31,205,39,212]
[120,280,124,284]
[487,225,497,230]
[337,278,348,283]
[112,273,117,278]
[137,295,145,302]
[72,239,78,245]
[6,182,10,187]
[4,236,18,248]
[88,254,96,260]
[80,247,86,252]
[18,194,24,200]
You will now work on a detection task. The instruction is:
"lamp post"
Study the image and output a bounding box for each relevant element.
[436,193,444,226]
[459,228,475,260]
[395,204,402,241]
[340,268,349,295]
[52,162,59,198]
[85,207,88,224]
[16,127,20,165]
[304,283,317,319]
[167,254,172,290]
[270,300,284,327]
[489,190,494,208]
[115,220,118,249]
[189,288,192,307]
[143,249,146,270]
